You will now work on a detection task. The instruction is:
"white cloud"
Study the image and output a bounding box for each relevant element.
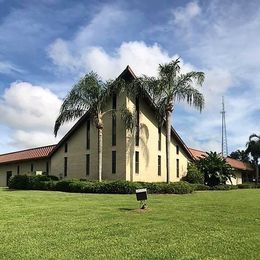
[172,1,201,26]
[0,82,61,130]
[0,82,73,151]
[49,39,181,79]
[0,60,24,75]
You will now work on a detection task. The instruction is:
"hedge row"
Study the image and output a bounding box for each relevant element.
[9,175,259,194]
[8,175,194,194]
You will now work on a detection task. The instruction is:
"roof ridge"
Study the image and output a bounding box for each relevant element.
[0,144,56,157]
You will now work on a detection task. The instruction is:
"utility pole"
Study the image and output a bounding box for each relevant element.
[221,96,228,157]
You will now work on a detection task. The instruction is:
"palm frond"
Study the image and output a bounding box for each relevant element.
[54,109,86,136]
[54,71,108,136]
[159,59,181,80]
[173,84,205,112]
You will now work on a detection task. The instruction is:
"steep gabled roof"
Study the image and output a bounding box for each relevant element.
[122,66,194,160]
[51,66,194,159]
[0,145,56,164]
[189,147,253,171]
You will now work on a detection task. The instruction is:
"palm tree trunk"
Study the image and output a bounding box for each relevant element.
[98,127,103,182]
[166,109,172,184]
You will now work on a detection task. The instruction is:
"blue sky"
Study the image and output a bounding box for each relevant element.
[0,0,259,154]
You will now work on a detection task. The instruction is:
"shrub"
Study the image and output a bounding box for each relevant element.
[68,181,87,193]
[8,175,30,189]
[182,163,204,184]
[209,185,232,191]
[237,183,254,189]
[101,181,142,194]
[191,184,210,191]
[55,180,74,192]
[143,182,193,194]
[48,175,59,181]
[8,177,194,194]
[169,181,194,194]
[8,175,59,190]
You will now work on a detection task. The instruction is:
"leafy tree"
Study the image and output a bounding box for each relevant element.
[182,163,204,184]
[195,151,234,186]
[246,134,260,184]
[54,72,134,182]
[229,149,250,163]
[136,59,205,183]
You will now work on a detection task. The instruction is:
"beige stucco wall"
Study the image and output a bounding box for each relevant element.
[126,96,190,182]
[50,92,127,180]
[227,171,242,185]
[0,159,50,186]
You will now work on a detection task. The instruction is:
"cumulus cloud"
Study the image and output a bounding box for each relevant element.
[49,40,180,79]
[0,82,73,151]
[0,82,61,130]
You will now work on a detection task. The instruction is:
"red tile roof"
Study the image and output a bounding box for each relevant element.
[189,148,253,171]
[189,148,207,159]
[0,145,56,164]
[225,157,252,171]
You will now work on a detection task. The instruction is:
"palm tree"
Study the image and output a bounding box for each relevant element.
[54,72,134,182]
[138,59,205,183]
[246,134,260,185]
[195,151,233,186]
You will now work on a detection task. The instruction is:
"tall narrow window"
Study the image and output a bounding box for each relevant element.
[64,157,67,177]
[158,155,161,176]
[135,97,140,146]
[112,151,116,174]
[46,162,49,174]
[65,143,68,153]
[112,94,117,146]
[176,159,179,178]
[112,116,116,146]
[158,127,161,151]
[17,165,20,175]
[112,93,117,109]
[86,154,90,176]
[30,163,34,172]
[176,145,179,155]
[86,120,90,149]
[135,151,139,174]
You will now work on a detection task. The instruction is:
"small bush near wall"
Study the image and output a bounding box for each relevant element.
[8,175,30,189]
[9,175,57,190]
[237,183,260,189]
[191,184,210,191]
[181,163,204,184]
[191,184,238,191]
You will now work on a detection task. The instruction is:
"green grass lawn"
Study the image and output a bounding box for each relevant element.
[0,189,259,260]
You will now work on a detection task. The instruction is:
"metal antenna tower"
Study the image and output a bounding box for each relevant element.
[221,96,228,157]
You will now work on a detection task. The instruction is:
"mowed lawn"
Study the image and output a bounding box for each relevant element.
[0,189,259,260]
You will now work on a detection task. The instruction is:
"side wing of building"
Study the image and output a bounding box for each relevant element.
[0,146,54,187]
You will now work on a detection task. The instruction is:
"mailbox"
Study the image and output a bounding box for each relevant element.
[136,188,147,201]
